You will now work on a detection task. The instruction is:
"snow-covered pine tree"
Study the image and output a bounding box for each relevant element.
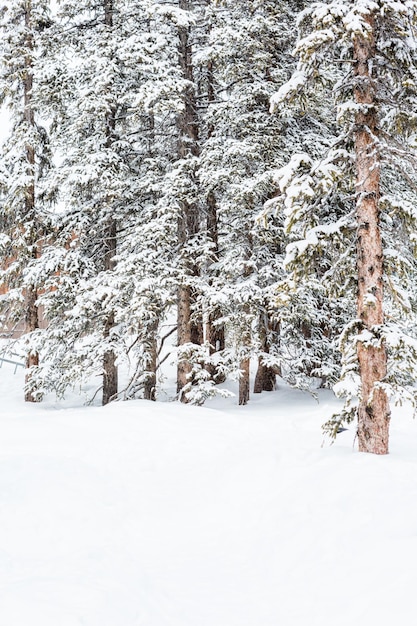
[105,1,198,402]
[42,0,131,404]
[199,0,311,404]
[29,0,205,403]
[25,0,152,403]
[0,0,53,401]
[175,0,203,400]
[271,0,417,454]
[134,0,220,405]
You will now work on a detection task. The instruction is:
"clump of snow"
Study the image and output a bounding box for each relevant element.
[270,70,308,112]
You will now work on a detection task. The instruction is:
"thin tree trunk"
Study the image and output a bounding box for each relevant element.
[354,15,390,454]
[101,0,118,405]
[204,55,225,380]
[205,309,226,382]
[239,300,251,405]
[205,190,226,382]
[24,285,39,402]
[300,319,322,383]
[143,324,157,401]
[254,313,276,393]
[102,308,118,405]
[101,233,118,405]
[190,289,203,345]
[141,284,158,399]
[177,283,192,396]
[23,0,40,403]
[239,350,250,406]
[239,236,253,406]
[102,217,118,405]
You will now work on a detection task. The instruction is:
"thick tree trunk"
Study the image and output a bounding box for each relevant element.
[176,0,201,401]
[23,1,40,403]
[354,16,390,454]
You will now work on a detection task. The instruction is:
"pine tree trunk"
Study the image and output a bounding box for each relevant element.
[239,351,250,406]
[102,218,118,405]
[23,0,40,403]
[354,16,390,454]
[190,291,203,345]
[177,284,192,396]
[204,54,225,379]
[253,313,276,393]
[205,190,226,382]
[239,299,251,405]
[176,0,201,401]
[101,0,118,405]
[102,312,118,404]
[204,59,225,382]
[102,191,118,405]
[24,285,39,402]
[143,348,156,402]
[238,296,251,402]
[239,234,254,406]
[143,320,158,401]
[206,310,226,382]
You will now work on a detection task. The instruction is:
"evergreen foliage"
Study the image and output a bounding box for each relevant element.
[0,0,54,400]
[1,0,416,454]
[271,0,417,445]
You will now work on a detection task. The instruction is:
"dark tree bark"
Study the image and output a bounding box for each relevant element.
[354,15,390,454]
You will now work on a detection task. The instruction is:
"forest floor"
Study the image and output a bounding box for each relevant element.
[1,353,417,625]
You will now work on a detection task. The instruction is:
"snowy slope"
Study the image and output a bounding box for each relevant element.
[0,363,416,625]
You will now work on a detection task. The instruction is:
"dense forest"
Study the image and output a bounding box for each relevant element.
[1,0,417,454]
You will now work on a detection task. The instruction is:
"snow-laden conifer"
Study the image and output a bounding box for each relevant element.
[271,0,417,453]
[0,0,54,401]
[200,0,334,402]
[26,0,165,402]
[28,0,213,404]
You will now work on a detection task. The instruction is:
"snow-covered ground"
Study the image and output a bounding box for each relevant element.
[1,358,417,625]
